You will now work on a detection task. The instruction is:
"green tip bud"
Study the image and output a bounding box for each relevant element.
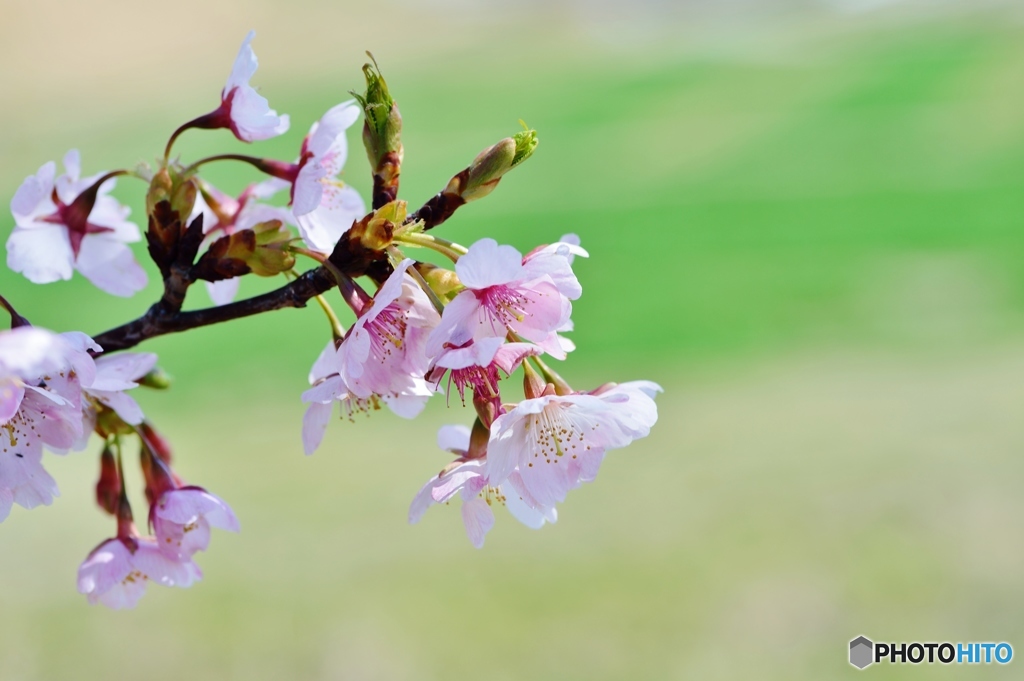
[139,367,172,390]
[510,128,539,170]
[353,56,403,168]
[459,129,538,202]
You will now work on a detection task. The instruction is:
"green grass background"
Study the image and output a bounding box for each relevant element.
[2,3,1024,679]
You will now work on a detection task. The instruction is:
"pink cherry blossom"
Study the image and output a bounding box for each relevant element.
[409,425,556,548]
[337,259,438,408]
[7,150,146,296]
[191,179,294,305]
[426,238,575,361]
[0,327,96,520]
[151,486,240,560]
[219,31,290,142]
[77,536,201,609]
[487,381,662,508]
[291,102,365,252]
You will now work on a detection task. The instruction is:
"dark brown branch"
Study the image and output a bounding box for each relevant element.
[408,189,466,231]
[92,266,337,354]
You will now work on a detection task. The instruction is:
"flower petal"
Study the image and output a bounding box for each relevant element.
[74,236,147,297]
[461,498,495,549]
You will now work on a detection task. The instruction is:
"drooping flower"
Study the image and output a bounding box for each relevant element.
[77,536,201,609]
[409,425,556,548]
[487,381,662,508]
[426,238,577,360]
[191,179,295,305]
[428,338,540,406]
[7,150,146,296]
[337,259,438,408]
[151,486,240,561]
[217,31,290,143]
[291,101,365,252]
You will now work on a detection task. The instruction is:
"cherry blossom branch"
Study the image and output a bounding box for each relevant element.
[92,266,337,353]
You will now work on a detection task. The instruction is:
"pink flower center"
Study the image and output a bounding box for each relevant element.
[476,285,529,328]
[447,364,501,404]
[366,304,408,364]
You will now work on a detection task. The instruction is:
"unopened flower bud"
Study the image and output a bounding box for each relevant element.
[461,129,538,202]
[138,367,172,390]
[466,417,491,459]
[146,166,200,275]
[354,57,403,206]
[416,263,462,297]
[359,200,404,251]
[522,362,546,400]
[193,220,295,281]
[95,445,121,516]
[248,220,296,276]
[140,422,173,464]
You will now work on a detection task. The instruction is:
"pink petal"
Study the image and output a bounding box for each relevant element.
[74,236,147,297]
[225,30,258,92]
[10,161,56,223]
[461,498,495,549]
[7,225,74,284]
[456,238,524,289]
[0,380,24,422]
[437,424,471,454]
[294,184,364,252]
[205,277,241,306]
[92,353,158,391]
[292,161,326,218]
[302,401,332,455]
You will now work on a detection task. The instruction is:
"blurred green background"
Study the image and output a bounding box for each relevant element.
[2,0,1024,679]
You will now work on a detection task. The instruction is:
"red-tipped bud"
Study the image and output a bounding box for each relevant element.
[95,445,121,515]
[466,417,491,460]
[140,422,173,464]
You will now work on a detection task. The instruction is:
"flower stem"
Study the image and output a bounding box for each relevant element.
[388,247,446,316]
[395,232,467,263]
[180,154,298,182]
[287,270,345,340]
[530,355,574,395]
[0,293,30,328]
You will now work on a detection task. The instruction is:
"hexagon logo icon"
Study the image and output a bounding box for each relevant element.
[850,636,874,669]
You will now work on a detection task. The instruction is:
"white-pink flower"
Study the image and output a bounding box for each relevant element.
[426,238,577,360]
[219,30,290,143]
[0,327,95,520]
[77,537,201,609]
[7,150,146,296]
[337,259,438,408]
[487,381,662,508]
[152,487,240,560]
[409,425,556,548]
[291,101,365,252]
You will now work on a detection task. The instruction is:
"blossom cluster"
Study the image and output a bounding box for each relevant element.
[1,31,660,607]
